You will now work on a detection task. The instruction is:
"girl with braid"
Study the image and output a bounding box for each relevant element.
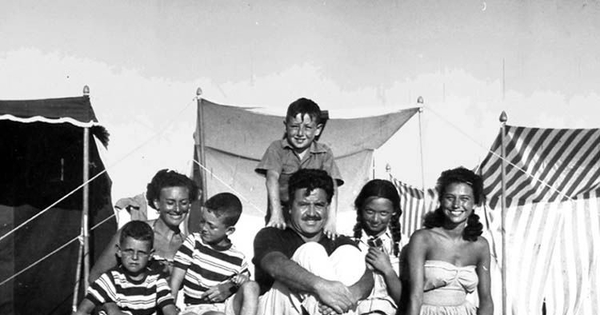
[404,167,493,315]
[352,179,403,315]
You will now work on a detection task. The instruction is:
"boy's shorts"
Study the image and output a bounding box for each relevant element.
[180,296,235,315]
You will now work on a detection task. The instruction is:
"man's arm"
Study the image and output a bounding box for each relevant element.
[260,251,356,313]
[348,264,375,301]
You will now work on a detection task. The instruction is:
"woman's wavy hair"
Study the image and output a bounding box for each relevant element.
[423,167,484,241]
[146,169,200,210]
[352,179,402,257]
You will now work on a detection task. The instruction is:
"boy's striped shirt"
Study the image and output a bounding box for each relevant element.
[173,233,250,304]
[86,266,174,315]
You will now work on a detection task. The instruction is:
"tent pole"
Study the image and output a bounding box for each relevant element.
[196,88,208,203]
[73,85,91,311]
[417,97,426,213]
[83,126,90,288]
[499,111,508,315]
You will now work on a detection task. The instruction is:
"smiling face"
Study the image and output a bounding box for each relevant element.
[117,236,152,277]
[153,186,191,229]
[441,182,475,226]
[289,188,329,242]
[361,197,394,237]
[284,113,323,154]
[198,208,233,247]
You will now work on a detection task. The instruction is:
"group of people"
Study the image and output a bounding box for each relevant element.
[73,98,493,315]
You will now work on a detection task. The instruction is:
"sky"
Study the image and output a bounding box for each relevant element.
[2,0,600,234]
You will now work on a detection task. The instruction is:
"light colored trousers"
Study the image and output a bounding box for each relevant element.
[258,242,366,315]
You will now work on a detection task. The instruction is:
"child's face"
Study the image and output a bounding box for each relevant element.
[117,236,152,276]
[284,113,322,153]
[199,208,233,247]
[361,197,394,237]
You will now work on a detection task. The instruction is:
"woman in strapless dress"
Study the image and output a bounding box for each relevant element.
[403,167,493,315]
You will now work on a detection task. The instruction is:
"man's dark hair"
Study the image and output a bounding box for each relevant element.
[288,169,334,203]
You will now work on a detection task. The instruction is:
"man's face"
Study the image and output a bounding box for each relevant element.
[284,113,323,154]
[289,188,329,241]
[117,236,152,276]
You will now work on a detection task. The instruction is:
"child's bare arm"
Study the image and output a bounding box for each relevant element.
[161,304,179,315]
[104,303,126,315]
[265,170,286,229]
[323,181,338,239]
[72,298,96,315]
[169,266,186,301]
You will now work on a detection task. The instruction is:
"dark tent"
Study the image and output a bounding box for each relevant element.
[0,95,116,315]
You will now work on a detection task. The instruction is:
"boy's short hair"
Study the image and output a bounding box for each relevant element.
[119,220,154,248]
[204,192,243,227]
[288,169,334,204]
[286,98,322,125]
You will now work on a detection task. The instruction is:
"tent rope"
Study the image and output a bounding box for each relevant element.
[192,159,265,215]
[0,96,198,288]
[0,213,115,287]
[425,105,576,202]
[0,170,107,243]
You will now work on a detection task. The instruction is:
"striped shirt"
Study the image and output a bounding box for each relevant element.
[86,266,174,315]
[173,233,250,305]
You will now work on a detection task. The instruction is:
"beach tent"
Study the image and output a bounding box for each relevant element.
[190,98,419,237]
[0,95,116,315]
[391,124,600,315]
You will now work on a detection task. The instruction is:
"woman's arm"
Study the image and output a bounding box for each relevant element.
[405,230,429,315]
[476,237,494,315]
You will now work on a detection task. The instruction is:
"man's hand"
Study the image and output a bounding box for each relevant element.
[314,279,357,314]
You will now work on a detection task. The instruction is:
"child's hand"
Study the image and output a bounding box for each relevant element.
[200,284,233,303]
[267,215,286,230]
[365,247,393,274]
[231,273,249,286]
[323,220,337,240]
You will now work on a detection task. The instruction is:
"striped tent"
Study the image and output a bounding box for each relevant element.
[388,177,437,238]
[480,125,600,315]
[391,125,599,315]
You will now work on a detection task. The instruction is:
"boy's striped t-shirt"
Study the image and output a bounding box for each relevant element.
[86,266,174,315]
[173,233,250,304]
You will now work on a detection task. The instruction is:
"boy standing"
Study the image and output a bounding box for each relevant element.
[255,98,343,238]
[170,193,259,315]
[73,221,177,315]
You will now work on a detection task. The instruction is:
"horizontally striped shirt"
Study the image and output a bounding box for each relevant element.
[86,266,174,315]
[173,233,250,304]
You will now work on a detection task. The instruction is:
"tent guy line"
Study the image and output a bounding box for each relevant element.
[425,105,576,202]
[0,170,107,243]
[193,158,266,215]
[0,212,115,287]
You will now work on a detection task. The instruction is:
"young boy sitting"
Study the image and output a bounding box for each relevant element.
[255,97,343,238]
[73,220,177,315]
[170,192,259,315]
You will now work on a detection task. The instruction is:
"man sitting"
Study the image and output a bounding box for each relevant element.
[253,169,374,315]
